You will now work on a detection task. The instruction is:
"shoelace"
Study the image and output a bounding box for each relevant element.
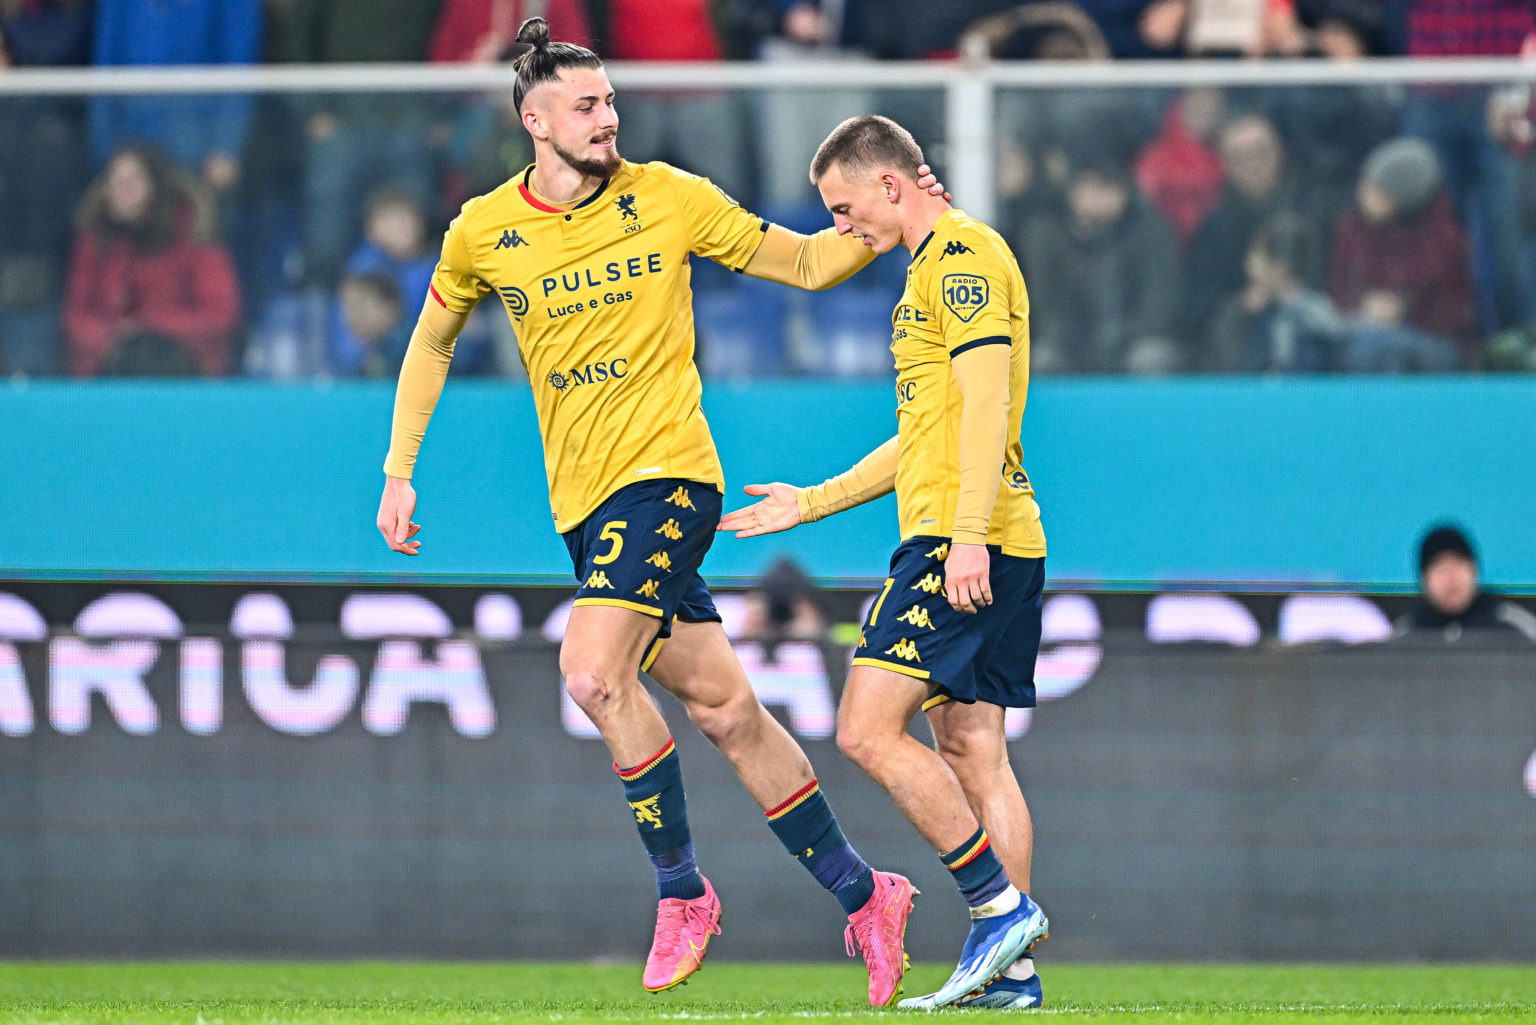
[655,899,722,954]
[843,911,884,965]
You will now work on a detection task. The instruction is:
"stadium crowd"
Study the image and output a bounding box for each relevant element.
[3,0,1536,379]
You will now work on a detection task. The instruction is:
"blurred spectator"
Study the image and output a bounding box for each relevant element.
[1134,87,1227,247]
[64,145,241,377]
[1133,0,1307,57]
[956,2,1114,60]
[1073,0,1181,58]
[443,85,534,211]
[596,0,753,201]
[331,272,409,377]
[1205,215,1347,372]
[328,189,435,375]
[430,0,592,62]
[1022,144,1183,374]
[1183,114,1323,345]
[0,0,92,376]
[281,0,444,285]
[1328,137,1472,369]
[1392,525,1536,643]
[1402,0,1536,331]
[88,0,261,198]
[741,557,829,657]
[755,0,1015,205]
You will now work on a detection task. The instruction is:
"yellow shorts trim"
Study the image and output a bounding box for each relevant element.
[921,693,952,712]
[640,635,665,673]
[850,657,932,680]
[572,597,664,618]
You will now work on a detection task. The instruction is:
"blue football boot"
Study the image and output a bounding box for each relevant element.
[904,892,1048,1009]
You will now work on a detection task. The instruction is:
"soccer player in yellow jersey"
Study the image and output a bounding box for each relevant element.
[720,115,1051,1009]
[372,20,950,1004]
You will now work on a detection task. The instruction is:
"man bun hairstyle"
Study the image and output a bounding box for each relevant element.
[810,115,926,185]
[511,17,604,112]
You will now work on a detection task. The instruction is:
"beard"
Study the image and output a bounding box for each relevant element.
[552,135,621,179]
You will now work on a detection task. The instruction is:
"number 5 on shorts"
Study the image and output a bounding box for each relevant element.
[594,520,627,564]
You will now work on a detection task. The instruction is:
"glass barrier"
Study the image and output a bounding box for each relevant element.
[2,71,1534,382]
[995,79,1536,375]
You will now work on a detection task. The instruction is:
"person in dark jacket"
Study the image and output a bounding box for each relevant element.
[1021,145,1183,374]
[1328,137,1474,369]
[1393,525,1536,643]
[1182,114,1326,347]
[64,144,241,376]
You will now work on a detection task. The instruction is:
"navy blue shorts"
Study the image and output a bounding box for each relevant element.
[561,478,723,669]
[851,536,1045,708]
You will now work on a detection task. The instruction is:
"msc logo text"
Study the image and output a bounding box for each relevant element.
[546,359,630,393]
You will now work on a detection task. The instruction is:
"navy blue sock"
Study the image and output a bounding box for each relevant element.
[940,826,1009,908]
[616,738,705,901]
[764,780,876,915]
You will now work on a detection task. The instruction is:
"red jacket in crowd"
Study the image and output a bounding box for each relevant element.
[63,222,241,376]
[1135,98,1226,246]
[1328,191,1477,356]
[608,0,721,60]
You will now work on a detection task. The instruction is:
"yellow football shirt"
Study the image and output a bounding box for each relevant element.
[426,160,769,532]
[892,209,1046,557]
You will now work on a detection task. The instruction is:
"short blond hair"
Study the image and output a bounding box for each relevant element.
[810,115,925,184]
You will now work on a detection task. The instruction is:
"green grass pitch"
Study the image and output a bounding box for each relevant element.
[2,962,1534,1024]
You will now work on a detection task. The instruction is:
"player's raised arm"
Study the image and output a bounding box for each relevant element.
[720,436,899,538]
[743,164,947,290]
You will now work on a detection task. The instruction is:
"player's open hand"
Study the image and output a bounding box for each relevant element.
[944,543,991,614]
[718,483,802,538]
[915,163,952,203]
[377,475,423,555]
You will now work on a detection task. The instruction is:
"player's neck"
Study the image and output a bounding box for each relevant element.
[901,194,952,253]
[528,157,607,206]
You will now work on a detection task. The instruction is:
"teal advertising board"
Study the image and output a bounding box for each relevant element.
[4,378,1534,590]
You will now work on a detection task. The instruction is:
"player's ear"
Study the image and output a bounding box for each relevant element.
[880,171,901,204]
[521,101,546,141]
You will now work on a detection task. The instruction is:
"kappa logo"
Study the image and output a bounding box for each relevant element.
[636,579,661,599]
[656,519,683,541]
[666,487,695,510]
[795,847,814,860]
[885,638,922,662]
[897,605,937,630]
[630,794,664,829]
[857,632,867,648]
[911,573,945,594]
[616,194,638,221]
[585,570,615,590]
[940,240,974,258]
[925,542,950,561]
[495,229,528,249]
[646,551,673,572]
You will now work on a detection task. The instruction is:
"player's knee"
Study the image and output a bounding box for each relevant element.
[835,716,878,771]
[938,731,1010,784]
[561,659,636,718]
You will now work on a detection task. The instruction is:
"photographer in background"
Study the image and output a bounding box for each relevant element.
[1394,525,1536,643]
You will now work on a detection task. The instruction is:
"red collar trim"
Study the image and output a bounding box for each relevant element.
[518,181,566,213]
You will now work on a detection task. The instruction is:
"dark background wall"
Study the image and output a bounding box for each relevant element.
[2,584,1532,961]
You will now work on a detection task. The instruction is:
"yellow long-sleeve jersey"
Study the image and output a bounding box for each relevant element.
[892,209,1045,556]
[391,161,770,532]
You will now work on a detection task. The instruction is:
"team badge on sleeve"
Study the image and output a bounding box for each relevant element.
[942,274,989,323]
